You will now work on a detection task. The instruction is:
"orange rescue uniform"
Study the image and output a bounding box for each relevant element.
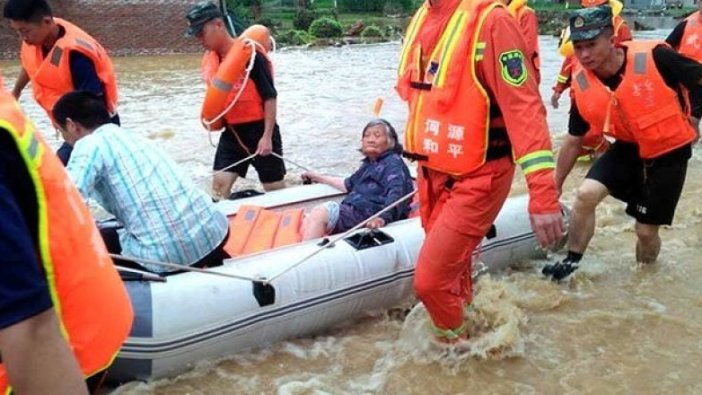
[571,40,697,159]
[20,18,118,123]
[0,90,133,393]
[510,1,540,83]
[398,0,559,336]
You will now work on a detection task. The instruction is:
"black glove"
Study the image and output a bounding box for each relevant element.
[542,260,580,281]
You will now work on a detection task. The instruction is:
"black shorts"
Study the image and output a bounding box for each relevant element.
[213,120,286,183]
[586,142,691,225]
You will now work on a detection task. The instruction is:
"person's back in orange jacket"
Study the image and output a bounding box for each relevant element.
[506,0,540,83]
[667,7,702,61]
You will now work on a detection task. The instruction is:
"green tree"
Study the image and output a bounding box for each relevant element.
[226,0,262,20]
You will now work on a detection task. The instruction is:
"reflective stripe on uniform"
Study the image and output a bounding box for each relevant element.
[398,6,428,76]
[633,52,647,74]
[516,150,555,175]
[431,322,467,339]
[475,41,486,61]
[212,77,233,92]
[434,11,468,87]
[575,72,589,91]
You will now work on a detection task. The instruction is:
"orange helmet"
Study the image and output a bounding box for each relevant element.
[581,0,608,7]
[240,24,272,53]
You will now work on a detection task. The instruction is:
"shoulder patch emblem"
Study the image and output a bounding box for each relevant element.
[499,50,527,87]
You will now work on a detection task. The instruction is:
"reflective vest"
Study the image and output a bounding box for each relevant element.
[201,47,272,125]
[679,11,702,62]
[0,91,132,393]
[398,0,552,176]
[571,40,696,159]
[20,18,118,122]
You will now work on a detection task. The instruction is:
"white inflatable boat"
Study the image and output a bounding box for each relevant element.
[108,184,562,382]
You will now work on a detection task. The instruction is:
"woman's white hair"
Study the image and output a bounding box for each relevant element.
[362,118,401,153]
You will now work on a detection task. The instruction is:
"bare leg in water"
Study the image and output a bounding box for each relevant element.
[635,222,661,264]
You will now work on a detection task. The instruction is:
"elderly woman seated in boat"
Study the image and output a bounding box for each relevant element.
[301,119,414,240]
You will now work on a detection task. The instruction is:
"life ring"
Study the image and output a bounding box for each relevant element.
[201,25,272,131]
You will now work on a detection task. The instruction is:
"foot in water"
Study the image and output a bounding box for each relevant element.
[542,260,580,281]
[432,332,471,352]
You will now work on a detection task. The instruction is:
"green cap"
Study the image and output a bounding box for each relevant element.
[569,5,613,42]
[185,1,224,38]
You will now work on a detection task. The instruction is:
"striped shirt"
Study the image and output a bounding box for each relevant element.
[67,123,228,272]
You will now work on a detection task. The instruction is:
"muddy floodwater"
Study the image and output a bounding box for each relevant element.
[2,29,701,394]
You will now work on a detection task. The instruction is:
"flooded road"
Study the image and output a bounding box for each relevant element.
[2,29,702,394]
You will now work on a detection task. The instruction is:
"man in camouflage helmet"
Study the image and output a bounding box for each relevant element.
[546,5,702,280]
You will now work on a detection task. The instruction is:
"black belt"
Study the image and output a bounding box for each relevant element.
[410,81,433,90]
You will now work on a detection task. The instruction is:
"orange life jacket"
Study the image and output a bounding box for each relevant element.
[613,15,630,40]
[19,18,118,122]
[222,205,303,257]
[0,91,132,393]
[571,40,696,159]
[679,11,702,62]
[398,0,553,176]
[397,0,498,176]
[201,46,273,126]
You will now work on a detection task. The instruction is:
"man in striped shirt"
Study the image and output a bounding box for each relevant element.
[53,91,229,274]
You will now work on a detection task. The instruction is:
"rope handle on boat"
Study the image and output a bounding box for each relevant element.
[115,265,167,282]
[109,253,260,282]
[260,188,418,285]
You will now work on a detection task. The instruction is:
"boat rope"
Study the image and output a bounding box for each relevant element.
[271,152,312,172]
[195,152,258,183]
[261,188,419,284]
[109,253,260,282]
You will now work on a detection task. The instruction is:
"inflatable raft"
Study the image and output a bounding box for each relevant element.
[108,184,563,383]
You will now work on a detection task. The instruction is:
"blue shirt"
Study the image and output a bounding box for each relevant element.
[337,151,414,231]
[0,133,52,329]
[67,124,229,273]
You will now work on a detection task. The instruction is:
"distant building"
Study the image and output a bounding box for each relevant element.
[0,0,202,59]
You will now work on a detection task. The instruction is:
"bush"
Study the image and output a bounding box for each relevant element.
[384,0,413,14]
[255,17,281,33]
[338,0,384,12]
[361,25,384,38]
[293,8,317,30]
[277,29,311,46]
[309,17,343,38]
[338,0,414,13]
